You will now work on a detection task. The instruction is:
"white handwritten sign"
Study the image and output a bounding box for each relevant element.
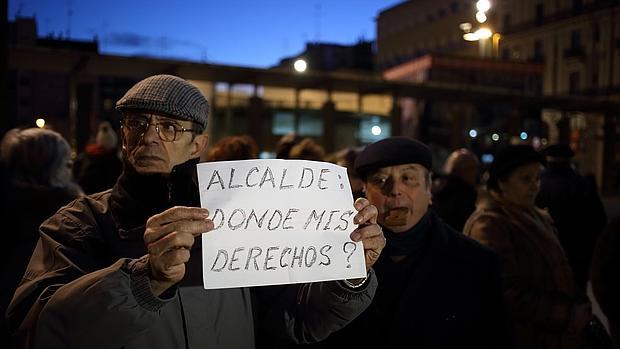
[197,159,366,289]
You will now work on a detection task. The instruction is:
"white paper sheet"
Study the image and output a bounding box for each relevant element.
[197,159,366,289]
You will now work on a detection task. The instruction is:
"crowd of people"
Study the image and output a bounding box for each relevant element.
[0,74,617,349]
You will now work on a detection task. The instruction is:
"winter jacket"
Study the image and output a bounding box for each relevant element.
[464,190,584,349]
[7,159,376,349]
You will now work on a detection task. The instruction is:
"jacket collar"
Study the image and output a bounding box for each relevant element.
[110,157,200,239]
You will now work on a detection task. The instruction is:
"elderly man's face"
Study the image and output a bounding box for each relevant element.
[121,112,208,175]
[364,164,431,233]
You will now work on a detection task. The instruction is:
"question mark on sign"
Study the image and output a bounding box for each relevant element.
[343,242,357,268]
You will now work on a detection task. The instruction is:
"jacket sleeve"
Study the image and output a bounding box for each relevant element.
[6,205,175,349]
[465,214,574,332]
[253,269,377,346]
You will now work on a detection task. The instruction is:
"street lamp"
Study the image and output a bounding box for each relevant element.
[371,125,382,136]
[475,28,493,39]
[293,58,307,73]
[460,0,499,57]
[36,118,46,128]
[476,0,491,12]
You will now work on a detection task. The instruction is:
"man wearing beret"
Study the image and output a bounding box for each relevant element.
[536,144,607,292]
[320,137,510,348]
[7,75,385,348]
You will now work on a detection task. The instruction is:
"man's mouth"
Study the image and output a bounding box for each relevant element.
[134,154,164,164]
[383,207,409,226]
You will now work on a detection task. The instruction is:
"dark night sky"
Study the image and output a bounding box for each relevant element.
[8,0,403,67]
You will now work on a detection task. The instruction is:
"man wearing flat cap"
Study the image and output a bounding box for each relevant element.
[7,75,385,348]
[318,136,509,348]
[536,143,607,292]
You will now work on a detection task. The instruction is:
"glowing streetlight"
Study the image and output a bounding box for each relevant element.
[371,125,382,136]
[475,28,493,39]
[520,132,528,140]
[475,11,487,23]
[459,22,472,32]
[293,59,307,73]
[463,32,479,41]
[476,0,491,12]
[35,118,46,128]
[491,133,500,141]
[469,129,478,138]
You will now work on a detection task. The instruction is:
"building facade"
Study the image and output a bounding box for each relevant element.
[377,0,620,192]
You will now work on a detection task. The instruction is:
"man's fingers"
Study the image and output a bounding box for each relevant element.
[354,197,369,211]
[350,223,383,242]
[145,217,213,244]
[360,234,387,252]
[157,248,191,271]
[147,206,209,227]
[353,204,378,225]
[147,231,196,256]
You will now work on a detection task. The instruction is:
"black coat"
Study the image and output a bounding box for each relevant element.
[590,214,620,344]
[432,175,478,232]
[536,163,607,291]
[0,183,80,348]
[316,210,510,349]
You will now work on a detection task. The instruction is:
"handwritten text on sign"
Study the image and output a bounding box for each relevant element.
[197,159,366,289]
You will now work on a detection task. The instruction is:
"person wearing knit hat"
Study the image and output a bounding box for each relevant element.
[8,74,382,348]
[318,137,509,348]
[463,144,594,349]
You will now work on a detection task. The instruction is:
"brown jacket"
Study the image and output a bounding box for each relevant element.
[463,190,583,349]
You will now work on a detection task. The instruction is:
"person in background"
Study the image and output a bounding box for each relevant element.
[73,120,123,194]
[325,147,364,200]
[201,134,258,162]
[464,144,591,349]
[433,148,480,231]
[274,132,301,159]
[317,137,508,349]
[0,128,82,348]
[590,214,620,349]
[288,137,326,161]
[536,143,607,292]
[7,75,385,349]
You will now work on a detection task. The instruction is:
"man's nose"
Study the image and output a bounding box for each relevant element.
[381,177,401,196]
[141,122,161,143]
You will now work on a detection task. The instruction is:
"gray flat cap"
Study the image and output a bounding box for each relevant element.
[116,74,209,129]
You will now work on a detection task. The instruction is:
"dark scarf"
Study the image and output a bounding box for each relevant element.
[382,210,432,257]
[110,157,201,232]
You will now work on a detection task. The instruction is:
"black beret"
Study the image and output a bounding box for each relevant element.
[488,145,545,188]
[542,144,575,159]
[354,137,432,179]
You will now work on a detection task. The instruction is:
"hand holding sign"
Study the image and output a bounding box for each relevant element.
[350,198,384,273]
[197,159,383,289]
[144,206,214,296]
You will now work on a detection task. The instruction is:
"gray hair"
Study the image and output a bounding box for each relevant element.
[2,128,73,188]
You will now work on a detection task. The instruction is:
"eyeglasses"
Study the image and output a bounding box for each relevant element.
[121,115,196,142]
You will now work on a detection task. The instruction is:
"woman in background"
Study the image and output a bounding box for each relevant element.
[0,128,82,348]
[463,145,591,349]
